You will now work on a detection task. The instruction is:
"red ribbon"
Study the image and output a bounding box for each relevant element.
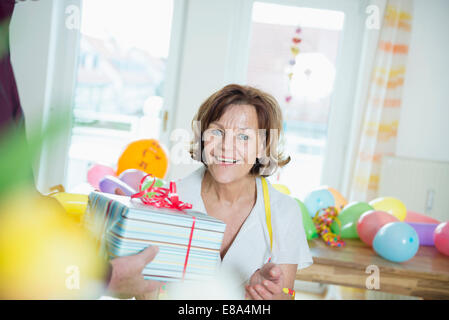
[131,174,194,279]
[131,175,193,211]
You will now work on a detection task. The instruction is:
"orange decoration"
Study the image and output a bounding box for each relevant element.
[327,187,348,210]
[117,139,168,178]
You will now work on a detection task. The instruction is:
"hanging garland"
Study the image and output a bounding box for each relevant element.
[284,26,302,105]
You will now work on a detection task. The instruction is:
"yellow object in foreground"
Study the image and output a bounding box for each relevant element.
[0,191,107,299]
[51,192,88,223]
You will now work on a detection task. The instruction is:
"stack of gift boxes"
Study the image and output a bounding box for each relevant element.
[84,191,226,282]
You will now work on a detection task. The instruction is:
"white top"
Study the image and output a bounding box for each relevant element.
[175,165,313,285]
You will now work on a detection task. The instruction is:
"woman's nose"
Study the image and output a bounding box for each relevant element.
[221,130,236,157]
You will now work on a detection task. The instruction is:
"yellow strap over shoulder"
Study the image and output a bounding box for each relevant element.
[261,177,272,251]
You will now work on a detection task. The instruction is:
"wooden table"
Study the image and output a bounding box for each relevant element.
[296,239,449,299]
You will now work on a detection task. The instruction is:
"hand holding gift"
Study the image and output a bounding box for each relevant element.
[107,245,160,299]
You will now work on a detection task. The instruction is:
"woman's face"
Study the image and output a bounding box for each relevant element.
[203,104,263,184]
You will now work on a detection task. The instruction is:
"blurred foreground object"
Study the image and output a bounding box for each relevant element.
[50,192,88,224]
[0,189,107,299]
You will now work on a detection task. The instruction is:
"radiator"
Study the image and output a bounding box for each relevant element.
[379,156,449,222]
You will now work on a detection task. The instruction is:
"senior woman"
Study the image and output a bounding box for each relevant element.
[175,84,312,300]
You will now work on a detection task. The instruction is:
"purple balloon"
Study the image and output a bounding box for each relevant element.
[118,169,147,191]
[99,175,137,196]
[406,222,439,246]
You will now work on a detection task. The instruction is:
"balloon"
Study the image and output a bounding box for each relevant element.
[99,175,137,196]
[118,169,148,191]
[369,197,407,221]
[117,139,168,178]
[327,187,348,210]
[304,188,335,217]
[295,198,318,240]
[406,222,438,246]
[272,184,291,195]
[51,192,89,223]
[0,191,106,299]
[434,222,449,256]
[404,211,440,224]
[357,210,399,246]
[373,222,419,263]
[331,201,373,239]
[87,164,116,189]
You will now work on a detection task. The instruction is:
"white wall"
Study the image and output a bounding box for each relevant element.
[10,0,54,136]
[396,0,449,162]
[10,0,81,193]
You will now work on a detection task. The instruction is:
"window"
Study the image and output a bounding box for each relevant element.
[65,0,175,191]
[247,1,355,199]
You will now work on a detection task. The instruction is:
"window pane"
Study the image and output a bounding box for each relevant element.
[66,0,174,191]
[248,2,345,199]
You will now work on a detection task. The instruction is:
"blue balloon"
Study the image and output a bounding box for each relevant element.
[304,188,335,217]
[373,222,419,263]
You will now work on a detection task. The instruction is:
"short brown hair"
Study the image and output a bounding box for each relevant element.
[189,84,290,177]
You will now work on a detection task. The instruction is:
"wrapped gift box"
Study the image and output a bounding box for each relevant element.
[84,191,226,282]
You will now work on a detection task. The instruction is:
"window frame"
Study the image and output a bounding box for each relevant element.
[227,0,368,191]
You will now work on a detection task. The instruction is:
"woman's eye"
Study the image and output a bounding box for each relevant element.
[238,134,249,141]
[212,129,223,136]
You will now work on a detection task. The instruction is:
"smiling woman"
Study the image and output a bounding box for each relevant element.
[174,84,313,300]
[190,84,290,178]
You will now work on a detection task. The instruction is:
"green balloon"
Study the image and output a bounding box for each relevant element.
[141,177,165,199]
[331,201,374,239]
[295,198,318,240]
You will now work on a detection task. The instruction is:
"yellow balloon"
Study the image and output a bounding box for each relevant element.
[51,192,88,223]
[272,184,291,195]
[369,197,407,221]
[0,191,107,299]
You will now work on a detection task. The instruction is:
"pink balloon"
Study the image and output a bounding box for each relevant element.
[434,222,449,256]
[357,210,399,246]
[87,164,116,189]
[404,211,440,224]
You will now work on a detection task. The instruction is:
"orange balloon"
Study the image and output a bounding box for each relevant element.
[328,187,348,210]
[117,139,168,178]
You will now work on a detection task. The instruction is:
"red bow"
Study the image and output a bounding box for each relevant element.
[131,175,193,212]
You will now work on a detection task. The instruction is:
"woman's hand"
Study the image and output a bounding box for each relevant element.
[245,262,284,300]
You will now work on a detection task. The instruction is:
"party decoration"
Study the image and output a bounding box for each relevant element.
[327,187,348,210]
[117,139,168,178]
[272,184,291,195]
[87,164,116,190]
[51,192,89,223]
[99,175,137,196]
[118,168,148,191]
[331,201,374,239]
[357,210,399,246]
[132,178,191,211]
[304,188,335,218]
[313,207,345,247]
[406,222,438,246]
[369,197,407,221]
[434,222,449,256]
[404,211,440,224]
[284,24,303,106]
[295,198,318,240]
[372,222,419,263]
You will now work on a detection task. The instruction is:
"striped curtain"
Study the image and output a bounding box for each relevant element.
[349,0,413,202]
